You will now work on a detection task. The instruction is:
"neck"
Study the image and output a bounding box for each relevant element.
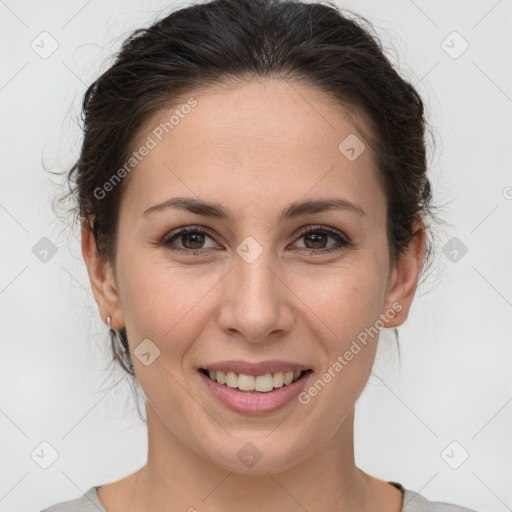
[126,404,391,512]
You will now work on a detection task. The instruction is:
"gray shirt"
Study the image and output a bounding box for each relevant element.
[40,482,478,511]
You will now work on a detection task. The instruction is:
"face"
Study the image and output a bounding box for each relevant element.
[84,79,423,474]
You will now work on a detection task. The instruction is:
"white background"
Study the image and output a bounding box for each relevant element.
[1,1,511,511]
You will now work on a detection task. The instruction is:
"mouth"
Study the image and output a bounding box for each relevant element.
[199,368,313,394]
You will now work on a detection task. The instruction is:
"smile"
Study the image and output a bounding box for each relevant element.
[200,368,306,393]
[198,368,314,415]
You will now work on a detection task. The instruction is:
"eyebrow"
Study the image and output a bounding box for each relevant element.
[143,196,366,221]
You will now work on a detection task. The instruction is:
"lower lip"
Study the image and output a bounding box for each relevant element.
[198,370,313,415]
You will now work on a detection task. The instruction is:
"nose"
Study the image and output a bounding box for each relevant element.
[216,246,295,343]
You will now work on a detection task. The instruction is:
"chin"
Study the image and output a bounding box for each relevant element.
[201,434,307,475]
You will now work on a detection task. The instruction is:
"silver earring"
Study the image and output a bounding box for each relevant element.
[107,315,134,375]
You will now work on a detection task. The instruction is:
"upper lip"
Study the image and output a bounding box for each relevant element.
[199,360,311,376]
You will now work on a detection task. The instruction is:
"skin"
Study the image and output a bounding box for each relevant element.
[82,78,425,512]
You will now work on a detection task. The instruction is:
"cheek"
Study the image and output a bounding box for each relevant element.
[117,260,217,413]
[118,255,224,356]
[302,263,385,340]
[298,286,380,417]
[119,245,387,357]
[302,265,385,383]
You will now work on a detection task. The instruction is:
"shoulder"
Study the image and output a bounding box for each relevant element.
[39,483,479,512]
[401,487,478,512]
[39,487,106,512]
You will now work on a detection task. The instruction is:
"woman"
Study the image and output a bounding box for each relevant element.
[43,0,477,510]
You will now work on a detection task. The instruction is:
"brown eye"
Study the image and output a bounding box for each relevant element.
[293,226,351,255]
[303,231,329,249]
[163,226,218,254]
[180,231,206,250]
[162,225,351,256]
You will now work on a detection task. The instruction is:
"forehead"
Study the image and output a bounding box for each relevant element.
[120,78,385,224]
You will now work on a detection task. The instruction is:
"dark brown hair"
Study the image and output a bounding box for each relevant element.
[54,0,438,384]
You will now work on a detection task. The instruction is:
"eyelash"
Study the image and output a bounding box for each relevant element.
[161,225,352,256]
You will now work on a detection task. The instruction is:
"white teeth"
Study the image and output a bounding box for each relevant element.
[226,371,238,388]
[238,374,255,391]
[255,374,274,392]
[283,370,294,385]
[272,372,284,388]
[205,369,305,392]
[216,370,226,385]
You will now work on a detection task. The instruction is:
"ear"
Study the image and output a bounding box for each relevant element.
[81,218,125,329]
[381,218,426,328]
